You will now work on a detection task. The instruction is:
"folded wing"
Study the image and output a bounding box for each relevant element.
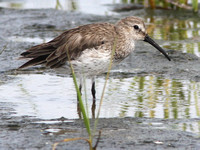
[19,23,115,69]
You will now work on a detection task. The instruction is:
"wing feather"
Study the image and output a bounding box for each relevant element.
[19,23,115,69]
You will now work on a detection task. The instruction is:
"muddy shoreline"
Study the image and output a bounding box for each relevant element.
[0,7,200,149]
[1,104,200,150]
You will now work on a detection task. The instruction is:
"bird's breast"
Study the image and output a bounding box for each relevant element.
[62,48,113,77]
[114,39,135,60]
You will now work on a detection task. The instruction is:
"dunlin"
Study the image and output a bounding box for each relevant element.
[19,16,171,101]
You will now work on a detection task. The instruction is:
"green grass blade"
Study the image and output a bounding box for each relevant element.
[70,67,91,136]
[192,0,198,12]
[66,49,91,137]
[83,75,90,117]
[55,0,62,9]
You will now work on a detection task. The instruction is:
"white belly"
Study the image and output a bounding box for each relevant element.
[58,48,113,77]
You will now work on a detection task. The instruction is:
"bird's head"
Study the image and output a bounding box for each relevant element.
[116,16,171,61]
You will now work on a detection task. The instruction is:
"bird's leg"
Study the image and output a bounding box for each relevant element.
[77,83,82,118]
[91,78,96,118]
[91,81,96,100]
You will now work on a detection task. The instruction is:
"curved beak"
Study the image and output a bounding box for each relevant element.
[144,35,171,61]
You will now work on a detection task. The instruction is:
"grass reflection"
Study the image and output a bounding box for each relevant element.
[111,76,200,120]
[110,76,200,134]
[144,16,200,56]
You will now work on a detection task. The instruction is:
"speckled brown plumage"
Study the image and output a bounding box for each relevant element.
[19,23,116,69]
[19,16,170,74]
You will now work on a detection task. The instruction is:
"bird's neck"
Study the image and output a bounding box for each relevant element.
[113,31,135,61]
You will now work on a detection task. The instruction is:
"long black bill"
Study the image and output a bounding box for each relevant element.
[144,35,171,61]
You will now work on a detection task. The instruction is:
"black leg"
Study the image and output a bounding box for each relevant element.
[91,81,96,100]
[91,80,96,118]
[77,83,82,118]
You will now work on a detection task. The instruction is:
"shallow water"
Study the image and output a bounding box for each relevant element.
[144,15,200,57]
[1,74,199,119]
[1,74,200,134]
[0,0,119,15]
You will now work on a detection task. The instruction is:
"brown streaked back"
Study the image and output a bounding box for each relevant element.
[19,23,116,69]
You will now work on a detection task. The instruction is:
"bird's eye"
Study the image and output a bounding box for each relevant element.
[133,25,139,30]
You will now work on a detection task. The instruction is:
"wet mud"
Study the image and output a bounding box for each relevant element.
[1,105,200,150]
[0,8,200,150]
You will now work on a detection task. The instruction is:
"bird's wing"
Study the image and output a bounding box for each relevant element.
[19,23,115,69]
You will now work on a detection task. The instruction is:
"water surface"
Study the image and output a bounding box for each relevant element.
[1,74,199,119]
